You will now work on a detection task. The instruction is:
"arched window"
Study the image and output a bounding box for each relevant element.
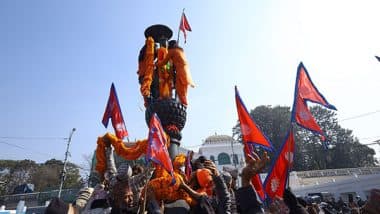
[218,153,231,165]
[210,155,215,162]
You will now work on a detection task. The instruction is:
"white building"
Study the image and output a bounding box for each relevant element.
[198,134,245,172]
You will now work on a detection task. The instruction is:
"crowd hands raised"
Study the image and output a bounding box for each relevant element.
[45,150,380,214]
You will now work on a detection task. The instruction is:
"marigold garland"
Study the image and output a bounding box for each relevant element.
[148,167,193,205]
[95,133,148,175]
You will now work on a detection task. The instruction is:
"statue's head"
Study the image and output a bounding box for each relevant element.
[168,40,178,49]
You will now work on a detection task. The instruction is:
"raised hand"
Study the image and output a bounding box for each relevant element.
[241,151,270,186]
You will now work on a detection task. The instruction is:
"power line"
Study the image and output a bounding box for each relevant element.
[339,110,380,122]
[0,136,67,140]
[0,141,55,158]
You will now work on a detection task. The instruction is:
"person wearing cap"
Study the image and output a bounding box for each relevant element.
[221,171,238,214]
[110,162,152,213]
[179,159,231,214]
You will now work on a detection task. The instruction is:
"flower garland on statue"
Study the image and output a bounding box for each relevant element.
[147,154,193,205]
[95,133,193,204]
[95,133,148,176]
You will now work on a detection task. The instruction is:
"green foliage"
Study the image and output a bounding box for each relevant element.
[0,159,82,195]
[233,105,378,171]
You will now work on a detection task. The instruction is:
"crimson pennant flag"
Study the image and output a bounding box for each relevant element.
[235,86,274,200]
[291,63,336,140]
[293,95,325,138]
[102,83,128,139]
[235,86,274,152]
[264,128,295,200]
[179,12,192,43]
[295,63,336,110]
[146,114,174,180]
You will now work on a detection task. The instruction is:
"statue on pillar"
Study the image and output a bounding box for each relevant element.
[137,24,194,159]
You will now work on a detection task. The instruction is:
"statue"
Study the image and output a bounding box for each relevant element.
[157,40,194,106]
[140,24,193,159]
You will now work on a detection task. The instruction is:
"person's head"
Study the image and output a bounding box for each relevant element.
[362,189,380,214]
[192,156,206,171]
[116,163,132,181]
[132,164,144,176]
[193,168,214,196]
[221,171,232,190]
[45,197,69,214]
[111,178,134,210]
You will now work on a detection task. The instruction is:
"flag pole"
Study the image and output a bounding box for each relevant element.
[176,8,185,44]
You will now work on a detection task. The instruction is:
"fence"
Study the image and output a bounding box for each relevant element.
[0,189,79,210]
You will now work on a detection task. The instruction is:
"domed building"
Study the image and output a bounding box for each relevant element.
[199,134,245,172]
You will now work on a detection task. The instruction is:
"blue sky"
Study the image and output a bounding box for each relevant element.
[1,0,380,166]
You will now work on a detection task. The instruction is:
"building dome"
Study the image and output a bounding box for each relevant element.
[203,134,234,145]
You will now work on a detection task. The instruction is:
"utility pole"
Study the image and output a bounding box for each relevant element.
[58,128,76,198]
[231,139,237,169]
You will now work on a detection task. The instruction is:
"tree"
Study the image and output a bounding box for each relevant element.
[31,159,82,191]
[233,105,292,169]
[0,159,38,194]
[233,105,378,171]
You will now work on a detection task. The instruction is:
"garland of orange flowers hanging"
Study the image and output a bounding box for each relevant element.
[147,166,193,205]
[95,133,148,175]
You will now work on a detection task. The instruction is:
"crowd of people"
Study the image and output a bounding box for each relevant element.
[45,150,380,214]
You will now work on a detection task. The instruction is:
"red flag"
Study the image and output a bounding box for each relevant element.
[102,83,128,139]
[251,174,266,201]
[294,95,325,138]
[235,86,274,151]
[235,86,273,200]
[264,128,295,200]
[146,114,174,178]
[295,63,336,110]
[185,150,193,181]
[179,12,192,43]
[291,63,336,140]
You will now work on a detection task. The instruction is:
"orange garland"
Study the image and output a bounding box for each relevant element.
[95,136,107,176]
[95,133,148,175]
[148,166,193,205]
[95,133,192,203]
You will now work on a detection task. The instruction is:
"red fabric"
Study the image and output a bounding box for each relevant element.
[293,63,336,140]
[102,83,128,139]
[297,64,331,107]
[251,174,266,200]
[235,86,273,200]
[235,86,273,151]
[146,114,174,178]
[294,95,324,137]
[264,129,295,200]
[185,151,192,181]
[179,12,192,43]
